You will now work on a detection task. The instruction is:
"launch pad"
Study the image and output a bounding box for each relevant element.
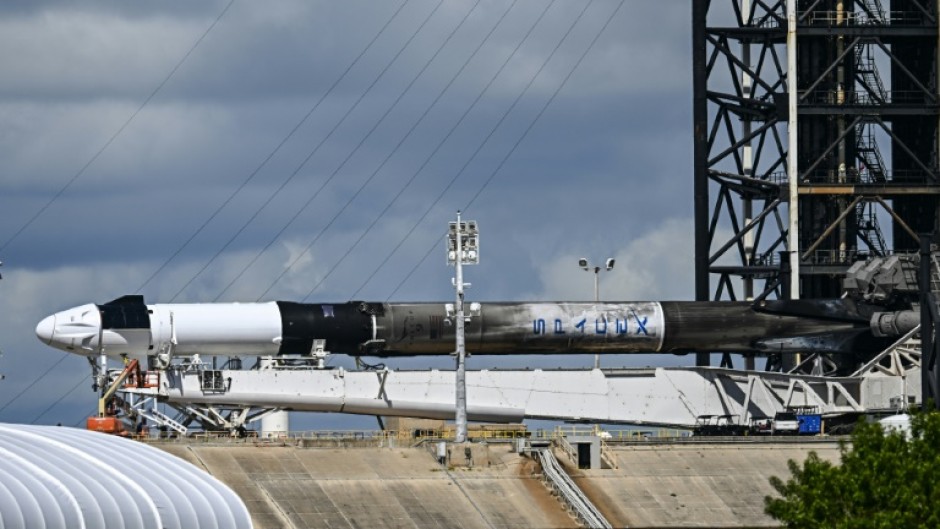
[51,249,935,436]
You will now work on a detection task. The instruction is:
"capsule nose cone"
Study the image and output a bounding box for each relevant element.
[36,315,56,345]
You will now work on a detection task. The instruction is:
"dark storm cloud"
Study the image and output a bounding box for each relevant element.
[0,0,695,425]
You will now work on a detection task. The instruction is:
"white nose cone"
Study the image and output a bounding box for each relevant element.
[35,303,102,354]
[36,315,56,345]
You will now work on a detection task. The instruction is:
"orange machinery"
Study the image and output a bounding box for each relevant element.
[86,359,143,436]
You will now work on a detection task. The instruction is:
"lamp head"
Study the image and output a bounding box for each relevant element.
[578,257,588,269]
[605,258,615,270]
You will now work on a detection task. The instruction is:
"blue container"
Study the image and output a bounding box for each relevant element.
[797,414,822,434]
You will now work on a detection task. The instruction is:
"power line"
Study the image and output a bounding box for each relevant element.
[254,0,521,301]
[265,0,554,302]
[351,0,585,300]
[0,0,242,422]
[19,0,622,424]
[463,1,624,213]
[0,0,237,254]
[30,371,89,425]
[0,1,239,421]
[300,0,525,301]
[176,0,453,302]
[0,0,248,420]
[17,0,436,427]
[0,356,69,415]
[209,0,452,302]
[386,0,623,300]
[139,0,410,295]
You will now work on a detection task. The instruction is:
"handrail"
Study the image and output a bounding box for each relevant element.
[538,449,612,529]
[599,439,619,470]
[555,435,578,467]
[135,425,690,443]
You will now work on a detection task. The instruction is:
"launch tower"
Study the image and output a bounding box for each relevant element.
[693,0,940,369]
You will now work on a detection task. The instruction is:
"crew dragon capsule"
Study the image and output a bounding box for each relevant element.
[35,295,911,360]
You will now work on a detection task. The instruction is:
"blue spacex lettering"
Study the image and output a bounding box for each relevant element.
[532,312,651,337]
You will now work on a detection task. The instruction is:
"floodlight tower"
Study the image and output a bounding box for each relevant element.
[579,257,616,369]
[579,257,616,303]
[447,211,479,443]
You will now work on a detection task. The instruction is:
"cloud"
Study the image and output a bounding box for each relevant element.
[0,261,148,424]
[531,217,696,301]
[0,0,706,426]
[0,10,207,101]
[489,1,690,101]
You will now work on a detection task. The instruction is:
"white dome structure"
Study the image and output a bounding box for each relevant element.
[0,424,252,529]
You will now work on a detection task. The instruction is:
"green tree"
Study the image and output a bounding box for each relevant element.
[765,411,940,528]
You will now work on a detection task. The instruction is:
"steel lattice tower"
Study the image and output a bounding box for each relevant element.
[693,0,939,370]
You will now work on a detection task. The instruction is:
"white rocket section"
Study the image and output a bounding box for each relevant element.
[150,303,282,357]
[34,302,152,355]
[35,303,101,351]
[36,302,283,359]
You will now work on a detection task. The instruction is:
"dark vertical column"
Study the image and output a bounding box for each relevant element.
[692,0,711,367]
[779,250,792,300]
[891,1,939,252]
[920,234,939,409]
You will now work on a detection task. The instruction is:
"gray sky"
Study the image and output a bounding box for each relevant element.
[0,0,696,427]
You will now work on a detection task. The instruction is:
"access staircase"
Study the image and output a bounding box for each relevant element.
[855,200,888,256]
[855,123,887,183]
[858,0,887,23]
[141,407,188,435]
[855,44,888,105]
[930,253,940,294]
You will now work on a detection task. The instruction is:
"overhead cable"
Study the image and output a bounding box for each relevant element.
[1,0,236,254]
[0,1,238,421]
[386,0,624,301]
[349,0,581,300]
[298,0,524,302]
[138,0,409,295]
[261,0,553,301]
[20,0,420,425]
[0,356,69,416]
[251,0,531,302]
[303,0,536,301]
[30,371,88,425]
[172,0,452,302]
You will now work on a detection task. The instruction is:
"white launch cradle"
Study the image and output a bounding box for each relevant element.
[115,346,921,433]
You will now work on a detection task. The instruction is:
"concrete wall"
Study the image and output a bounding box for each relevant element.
[566,441,842,528]
[159,443,576,529]
[157,439,841,528]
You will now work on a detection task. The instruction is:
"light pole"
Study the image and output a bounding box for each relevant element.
[579,257,615,369]
[447,212,478,444]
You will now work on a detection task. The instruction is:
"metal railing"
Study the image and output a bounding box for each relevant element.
[133,425,690,446]
[801,89,936,106]
[769,169,938,186]
[538,449,612,529]
[802,10,931,26]
[552,425,689,442]
[599,440,619,470]
[555,435,578,466]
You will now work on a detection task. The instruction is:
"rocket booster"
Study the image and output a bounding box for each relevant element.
[36,295,908,359]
